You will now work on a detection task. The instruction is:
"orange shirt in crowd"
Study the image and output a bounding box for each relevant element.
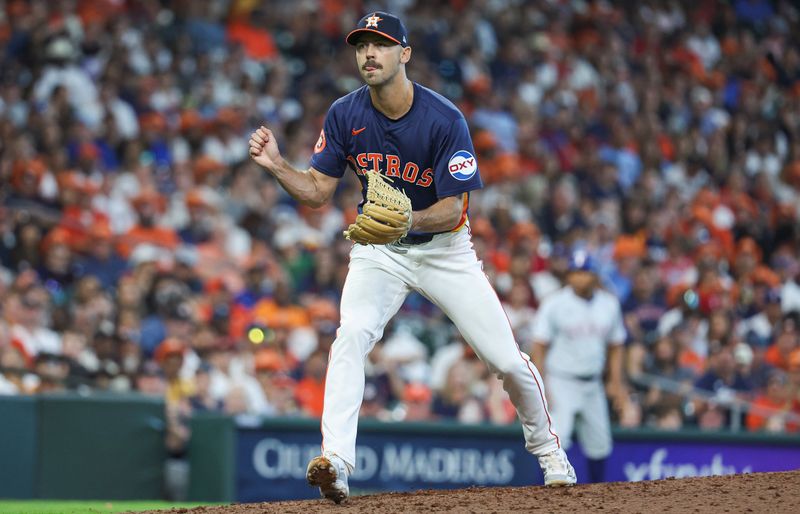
[765,345,792,371]
[679,349,706,376]
[117,225,180,258]
[226,21,278,61]
[251,299,310,330]
[295,377,325,418]
[57,206,110,252]
[746,395,799,433]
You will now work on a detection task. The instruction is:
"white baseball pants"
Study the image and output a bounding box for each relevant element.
[320,228,561,469]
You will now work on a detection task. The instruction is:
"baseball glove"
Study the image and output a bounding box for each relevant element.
[343,170,412,245]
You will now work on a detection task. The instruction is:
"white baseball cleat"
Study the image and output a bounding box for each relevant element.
[538,448,577,487]
[306,453,350,504]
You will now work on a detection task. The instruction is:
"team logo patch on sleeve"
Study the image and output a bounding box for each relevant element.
[314,129,327,154]
[448,150,478,181]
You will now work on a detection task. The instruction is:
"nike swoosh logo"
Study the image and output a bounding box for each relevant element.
[351,127,366,136]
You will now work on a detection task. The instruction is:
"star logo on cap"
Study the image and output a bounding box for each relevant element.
[365,14,382,28]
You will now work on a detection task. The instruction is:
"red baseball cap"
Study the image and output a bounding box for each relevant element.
[154,337,186,363]
[403,383,432,403]
[254,349,286,373]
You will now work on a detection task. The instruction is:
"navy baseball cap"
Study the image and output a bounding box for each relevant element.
[346,12,409,47]
[568,249,595,272]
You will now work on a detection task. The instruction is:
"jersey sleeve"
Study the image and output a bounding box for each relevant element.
[608,299,627,345]
[309,104,347,178]
[531,298,554,345]
[432,117,483,198]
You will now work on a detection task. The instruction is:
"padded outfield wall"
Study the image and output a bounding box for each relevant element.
[0,393,166,500]
[1,395,798,502]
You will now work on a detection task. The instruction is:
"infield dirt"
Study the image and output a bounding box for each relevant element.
[135,469,800,513]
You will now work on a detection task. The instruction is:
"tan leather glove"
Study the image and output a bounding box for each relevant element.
[343,170,412,245]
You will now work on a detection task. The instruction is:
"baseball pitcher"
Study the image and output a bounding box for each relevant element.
[249,12,575,503]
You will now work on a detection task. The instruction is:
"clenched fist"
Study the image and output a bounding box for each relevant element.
[249,126,283,171]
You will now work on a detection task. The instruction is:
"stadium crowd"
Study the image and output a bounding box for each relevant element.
[1,0,800,444]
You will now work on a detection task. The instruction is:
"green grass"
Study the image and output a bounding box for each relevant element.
[0,500,219,514]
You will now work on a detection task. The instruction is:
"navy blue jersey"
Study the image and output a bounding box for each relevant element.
[310,83,482,232]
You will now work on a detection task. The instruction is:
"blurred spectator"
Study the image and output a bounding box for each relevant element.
[501,279,538,346]
[658,289,709,368]
[223,385,251,416]
[188,362,223,413]
[139,280,194,357]
[361,343,402,420]
[765,315,799,371]
[530,243,570,302]
[381,323,430,386]
[268,375,300,417]
[746,370,799,433]
[0,0,797,437]
[623,264,667,347]
[119,191,180,259]
[76,223,127,289]
[397,383,434,422]
[154,337,194,406]
[135,361,167,397]
[650,401,685,430]
[789,349,800,408]
[780,259,800,313]
[206,338,267,416]
[429,335,471,393]
[694,347,755,429]
[252,348,294,416]
[38,227,77,296]
[295,349,327,418]
[738,288,785,348]
[485,375,517,425]
[6,285,62,357]
[33,36,102,128]
[32,352,70,393]
[0,339,35,394]
[60,330,96,388]
[638,335,695,424]
[432,360,485,423]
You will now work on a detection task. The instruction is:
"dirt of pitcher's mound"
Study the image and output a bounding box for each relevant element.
[133,470,800,514]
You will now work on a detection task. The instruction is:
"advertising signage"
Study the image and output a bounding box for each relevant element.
[235,423,800,503]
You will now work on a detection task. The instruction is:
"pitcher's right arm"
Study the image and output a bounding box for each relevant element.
[249,126,338,208]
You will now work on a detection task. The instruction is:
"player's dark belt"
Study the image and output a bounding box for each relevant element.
[398,233,435,245]
[551,371,601,382]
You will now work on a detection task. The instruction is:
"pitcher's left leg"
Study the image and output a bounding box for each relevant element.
[419,248,560,456]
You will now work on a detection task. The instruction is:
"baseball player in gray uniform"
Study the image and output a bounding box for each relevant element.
[531,250,627,483]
